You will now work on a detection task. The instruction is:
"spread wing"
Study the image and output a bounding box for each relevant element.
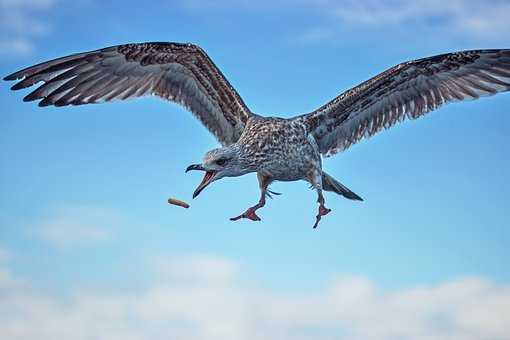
[301,49,510,156]
[4,42,252,146]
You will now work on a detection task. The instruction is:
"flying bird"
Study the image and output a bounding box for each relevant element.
[4,42,510,228]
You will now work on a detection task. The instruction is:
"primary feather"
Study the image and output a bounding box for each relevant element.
[300,49,510,156]
[4,42,252,146]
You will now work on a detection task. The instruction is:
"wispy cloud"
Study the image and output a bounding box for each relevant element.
[35,206,118,248]
[314,0,510,45]
[0,38,34,56]
[329,0,510,35]
[0,247,10,263]
[0,0,57,57]
[151,254,239,285]
[1,253,509,340]
[176,0,510,45]
[0,247,20,289]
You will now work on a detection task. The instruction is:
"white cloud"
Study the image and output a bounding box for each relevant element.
[0,253,509,340]
[176,0,510,45]
[36,206,117,247]
[0,38,34,56]
[0,247,23,290]
[329,0,510,35]
[294,26,338,45]
[311,0,510,44]
[0,247,10,263]
[151,254,239,285]
[0,0,57,57]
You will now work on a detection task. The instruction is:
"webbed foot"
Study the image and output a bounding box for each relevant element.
[230,208,262,222]
[312,204,331,229]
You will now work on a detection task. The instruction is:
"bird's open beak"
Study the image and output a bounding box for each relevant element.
[185,164,205,173]
[186,164,217,198]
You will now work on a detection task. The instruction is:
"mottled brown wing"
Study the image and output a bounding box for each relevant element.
[301,49,510,156]
[4,42,252,145]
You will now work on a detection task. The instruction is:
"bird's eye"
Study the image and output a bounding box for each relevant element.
[216,158,227,166]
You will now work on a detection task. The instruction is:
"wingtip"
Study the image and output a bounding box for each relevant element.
[5,73,28,89]
[346,191,364,201]
[23,92,38,102]
[38,100,51,107]
[10,82,26,91]
[3,71,22,82]
[349,194,364,201]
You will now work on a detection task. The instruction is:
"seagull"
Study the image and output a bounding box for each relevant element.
[4,42,510,228]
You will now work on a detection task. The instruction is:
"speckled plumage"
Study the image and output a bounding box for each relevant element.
[237,117,318,181]
[5,42,510,227]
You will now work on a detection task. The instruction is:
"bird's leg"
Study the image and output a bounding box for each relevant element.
[230,173,271,222]
[313,189,331,229]
[307,168,331,228]
[230,191,266,221]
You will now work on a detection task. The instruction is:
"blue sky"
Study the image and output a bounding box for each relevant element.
[0,0,509,339]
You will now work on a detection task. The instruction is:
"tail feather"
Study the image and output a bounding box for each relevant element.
[322,172,363,201]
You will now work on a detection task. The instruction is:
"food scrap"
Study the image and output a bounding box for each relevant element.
[167,197,190,209]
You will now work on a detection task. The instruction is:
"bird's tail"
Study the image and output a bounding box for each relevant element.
[322,172,363,201]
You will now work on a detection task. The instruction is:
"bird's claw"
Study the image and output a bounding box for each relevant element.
[265,189,282,199]
[313,205,331,229]
[230,208,261,222]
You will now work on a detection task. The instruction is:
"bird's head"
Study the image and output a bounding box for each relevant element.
[186,146,248,198]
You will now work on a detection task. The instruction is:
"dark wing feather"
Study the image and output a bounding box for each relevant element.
[300,49,510,155]
[4,42,252,145]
